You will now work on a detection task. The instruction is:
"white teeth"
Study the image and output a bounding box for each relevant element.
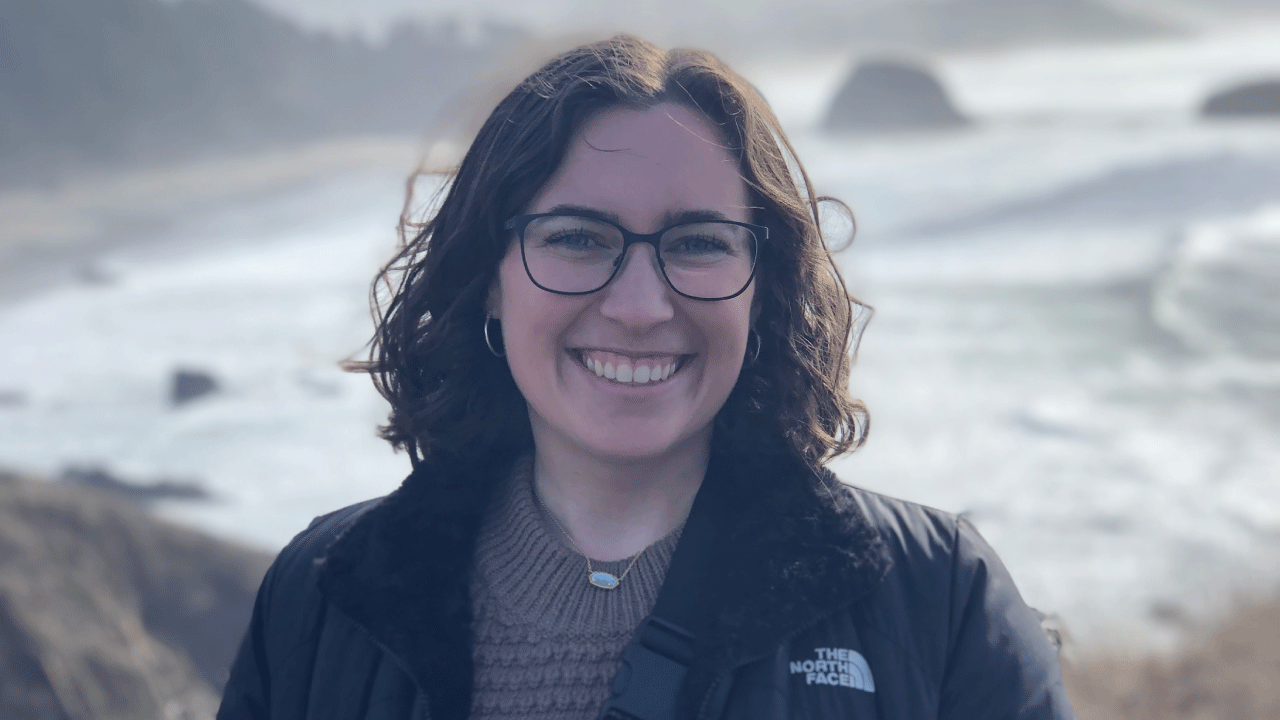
[580,353,682,384]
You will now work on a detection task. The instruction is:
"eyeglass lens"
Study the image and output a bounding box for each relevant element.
[520,215,757,299]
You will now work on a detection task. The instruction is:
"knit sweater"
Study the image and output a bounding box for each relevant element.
[469,460,682,719]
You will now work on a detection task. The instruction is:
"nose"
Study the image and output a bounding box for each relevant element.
[598,243,675,328]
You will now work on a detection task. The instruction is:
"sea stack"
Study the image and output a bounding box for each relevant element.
[824,58,969,133]
[1201,79,1280,119]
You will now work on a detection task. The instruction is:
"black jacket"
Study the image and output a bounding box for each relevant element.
[218,449,1076,719]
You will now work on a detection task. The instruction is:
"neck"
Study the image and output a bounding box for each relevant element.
[530,431,710,562]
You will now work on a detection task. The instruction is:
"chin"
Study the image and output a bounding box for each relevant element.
[574,421,707,464]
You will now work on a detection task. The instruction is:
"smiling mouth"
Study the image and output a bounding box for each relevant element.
[573,349,690,385]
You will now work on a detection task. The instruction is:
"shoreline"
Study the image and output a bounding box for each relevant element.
[0,136,427,306]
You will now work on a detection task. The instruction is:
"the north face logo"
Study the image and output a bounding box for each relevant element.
[789,647,875,692]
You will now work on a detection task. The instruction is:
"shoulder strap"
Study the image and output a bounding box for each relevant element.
[597,460,720,720]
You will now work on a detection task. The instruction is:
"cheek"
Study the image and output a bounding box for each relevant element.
[700,301,753,371]
[723,294,755,349]
[495,259,582,379]
[492,246,522,311]
[495,253,543,336]
[495,255,537,376]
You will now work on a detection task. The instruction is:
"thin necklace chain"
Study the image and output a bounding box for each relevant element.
[531,482,655,586]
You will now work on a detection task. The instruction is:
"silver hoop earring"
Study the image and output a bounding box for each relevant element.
[483,316,505,357]
[745,330,761,366]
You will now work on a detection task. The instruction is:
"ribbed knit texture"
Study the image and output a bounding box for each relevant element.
[470,458,682,720]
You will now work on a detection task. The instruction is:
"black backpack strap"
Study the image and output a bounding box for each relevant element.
[598,461,720,720]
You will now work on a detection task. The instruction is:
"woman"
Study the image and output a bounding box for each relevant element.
[219,36,1075,719]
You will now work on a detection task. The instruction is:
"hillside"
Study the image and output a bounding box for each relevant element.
[0,469,271,719]
[0,0,524,184]
[768,0,1176,52]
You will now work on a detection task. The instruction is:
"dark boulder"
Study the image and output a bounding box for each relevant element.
[1201,79,1280,119]
[171,369,219,406]
[824,58,969,133]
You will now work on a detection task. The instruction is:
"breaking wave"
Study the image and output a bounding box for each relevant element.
[1153,207,1280,381]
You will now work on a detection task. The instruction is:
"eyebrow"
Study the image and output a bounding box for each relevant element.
[542,204,736,229]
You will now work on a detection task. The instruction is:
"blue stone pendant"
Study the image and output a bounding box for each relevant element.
[589,571,620,590]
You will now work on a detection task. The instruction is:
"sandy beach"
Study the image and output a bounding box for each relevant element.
[0,136,427,305]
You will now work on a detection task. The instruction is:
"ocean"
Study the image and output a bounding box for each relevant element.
[3,26,1279,653]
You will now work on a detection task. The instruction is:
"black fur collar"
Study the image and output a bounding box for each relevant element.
[317,449,890,720]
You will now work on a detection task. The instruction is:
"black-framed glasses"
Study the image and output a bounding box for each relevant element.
[504,213,765,301]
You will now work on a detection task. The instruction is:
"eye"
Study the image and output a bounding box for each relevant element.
[544,229,599,248]
[531,221,620,253]
[666,234,733,255]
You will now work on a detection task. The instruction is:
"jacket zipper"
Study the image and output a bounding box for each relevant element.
[694,676,724,720]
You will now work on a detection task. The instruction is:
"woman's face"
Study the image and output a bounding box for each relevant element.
[490,103,755,463]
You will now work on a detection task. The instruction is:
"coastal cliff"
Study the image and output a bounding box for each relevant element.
[0,470,270,720]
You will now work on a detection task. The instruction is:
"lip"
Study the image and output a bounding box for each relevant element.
[574,346,688,358]
[569,348,694,386]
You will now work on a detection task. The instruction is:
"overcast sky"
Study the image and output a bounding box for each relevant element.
[235,0,888,41]
[208,0,1271,47]
[151,0,1272,54]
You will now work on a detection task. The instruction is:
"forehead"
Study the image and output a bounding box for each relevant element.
[527,103,750,227]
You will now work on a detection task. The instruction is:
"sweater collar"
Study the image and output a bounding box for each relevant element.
[317,449,890,720]
[471,455,681,633]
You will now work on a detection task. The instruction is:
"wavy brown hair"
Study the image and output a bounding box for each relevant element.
[349,35,869,470]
